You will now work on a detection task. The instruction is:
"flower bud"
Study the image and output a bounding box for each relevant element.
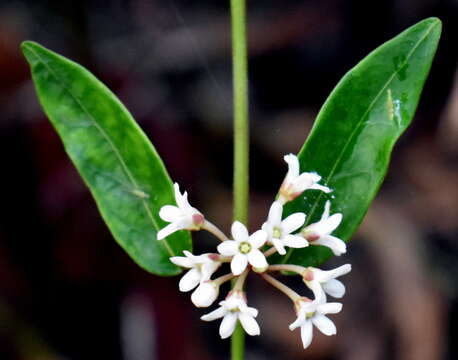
[191,281,219,308]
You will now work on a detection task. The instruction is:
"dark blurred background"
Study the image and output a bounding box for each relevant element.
[1,0,457,359]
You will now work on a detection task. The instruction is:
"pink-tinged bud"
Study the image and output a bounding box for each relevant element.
[304,232,320,242]
[303,269,314,282]
[207,253,221,261]
[192,213,205,226]
[279,183,298,201]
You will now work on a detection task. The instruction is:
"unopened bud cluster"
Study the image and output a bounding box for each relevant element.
[157,154,351,349]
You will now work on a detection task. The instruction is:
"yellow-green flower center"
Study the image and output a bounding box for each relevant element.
[305,311,316,319]
[239,241,251,254]
[272,226,282,239]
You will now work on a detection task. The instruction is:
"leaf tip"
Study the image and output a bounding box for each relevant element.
[20,40,36,52]
[20,41,42,63]
[422,17,442,35]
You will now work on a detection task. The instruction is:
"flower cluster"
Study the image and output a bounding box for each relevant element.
[157,154,351,349]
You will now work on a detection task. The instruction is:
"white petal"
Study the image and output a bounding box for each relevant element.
[312,314,336,336]
[289,316,304,331]
[316,264,352,282]
[157,222,179,240]
[239,313,260,336]
[284,154,299,179]
[191,282,219,308]
[321,200,331,220]
[261,222,273,234]
[201,261,221,282]
[282,235,309,249]
[219,313,238,339]
[169,255,193,268]
[249,230,267,249]
[281,213,306,234]
[317,302,342,314]
[231,221,249,242]
[272,238,286,255]
[320,214,342,234]
[314,235,346,256]
[309,183,332,193]
[300,321,314,349]
[293,173,316,192]
[201,306,227,321]
[267,201,283,225]
[173,183,191,210]
[179,268,201,292]
[244,306,258,318]
[323,279,346,298]
[182,250,195,259]
[217,241,239,256]
[231,254,248,276]
[247,249,268,270]
[159,205,181,222]
[175,215,195,230]
[307,280,327,304]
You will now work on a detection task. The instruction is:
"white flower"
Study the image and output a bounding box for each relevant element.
[279,154,331,204]
[217,222,268,275]
[301,201,346,256]
[262,201,308,255]
[170,251,221,292]
[303,264,352,300]
[289,298,342,349]
[201,291,260,339]
[158,183,205,240]
[191,281,220,308]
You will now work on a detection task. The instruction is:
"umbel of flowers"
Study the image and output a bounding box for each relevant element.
[158,154,351,349]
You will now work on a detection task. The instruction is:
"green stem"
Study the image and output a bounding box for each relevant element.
[232,0,249,226]
[231,0,249,359]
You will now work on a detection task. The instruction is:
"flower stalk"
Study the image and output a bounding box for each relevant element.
[260,273,301,302]
[267,264,306,275]
[231,0,249,357]
[202,221,230,242]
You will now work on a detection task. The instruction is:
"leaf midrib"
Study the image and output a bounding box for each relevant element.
[281,20,439,264]
[26,44,175,257]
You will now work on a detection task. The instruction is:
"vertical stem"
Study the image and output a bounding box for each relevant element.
[232,0,249,225]
[231,0,248,359]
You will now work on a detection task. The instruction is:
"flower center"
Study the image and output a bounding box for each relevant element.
[239,241,252,254]
[305,311,316,319]
[272,226,282,239]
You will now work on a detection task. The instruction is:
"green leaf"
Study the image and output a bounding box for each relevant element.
[22,41,191,276]
[277,18,441,267]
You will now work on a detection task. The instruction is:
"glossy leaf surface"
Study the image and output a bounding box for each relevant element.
[22,41,191,275]
[277,18,441,267]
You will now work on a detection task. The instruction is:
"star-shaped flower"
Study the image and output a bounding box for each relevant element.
[262,201,308,255]
[301,201,346,256]
[201,291,260,339]
[279,154,331,204]
[289,298,342,349]
[170,251,221,292]
[158,183,205,240]
[217,222,268,275]
[303,264,352,301]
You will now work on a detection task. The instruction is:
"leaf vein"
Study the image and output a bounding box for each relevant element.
[27,45,175,257]
[281,20,439,265]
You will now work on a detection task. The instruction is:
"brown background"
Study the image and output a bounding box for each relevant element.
[0,0,457,359]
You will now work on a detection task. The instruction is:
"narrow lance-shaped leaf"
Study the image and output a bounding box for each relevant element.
[22,41,191,276]
[277,18,441,267]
